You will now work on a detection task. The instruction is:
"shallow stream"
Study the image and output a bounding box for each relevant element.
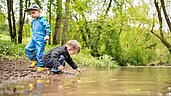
[1,67,171,96]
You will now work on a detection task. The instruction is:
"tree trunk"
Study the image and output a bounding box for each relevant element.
[53,0,62,45]
[105,0,112,15]
[160,0,171,31]
[7,0,13,41]
[18,0,27,43]
[18,0,23,43]
[53,15,62,45]
[153,0,171,54]
[48,0,52,45]
[6,0,16,42]
[11,0,16,42]
[62,0,69,45]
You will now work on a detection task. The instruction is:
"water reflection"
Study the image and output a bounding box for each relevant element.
[1,67,171,96]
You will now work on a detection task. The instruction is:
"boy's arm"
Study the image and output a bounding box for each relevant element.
[66,57,82,73]
[41,18,51,36]
[65,56,78,69]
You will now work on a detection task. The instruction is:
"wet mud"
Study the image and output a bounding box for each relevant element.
[0,56,75,85]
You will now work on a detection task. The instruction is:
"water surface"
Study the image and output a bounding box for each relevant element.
[1,67,171,96]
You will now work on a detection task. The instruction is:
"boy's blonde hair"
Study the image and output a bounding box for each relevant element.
[66,40,81,54]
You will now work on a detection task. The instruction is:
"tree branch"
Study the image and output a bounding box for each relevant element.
[105,0,112,15]
[160,0,171,31]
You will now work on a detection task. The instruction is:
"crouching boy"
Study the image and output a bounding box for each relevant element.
[42,40,82,73]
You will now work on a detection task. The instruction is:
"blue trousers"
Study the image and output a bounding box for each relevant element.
[43,55,65,72]
[25,39,46,67]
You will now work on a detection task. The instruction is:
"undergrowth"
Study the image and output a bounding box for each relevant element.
[0,39,119,69]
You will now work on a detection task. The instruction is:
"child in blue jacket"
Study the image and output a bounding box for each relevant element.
[25,4,51,72]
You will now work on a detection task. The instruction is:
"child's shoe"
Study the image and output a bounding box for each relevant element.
[51,67,61,74]
[29,83,35,91]
[51,67,58,72]
[29,60,37,68]
[37,79,45,83]
[37,67,45,72]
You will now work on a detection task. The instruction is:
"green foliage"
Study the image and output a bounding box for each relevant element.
[0,11,5,24]
[0,25,9,35]
[0,40,26,58]
[96,55,120,69]
[126,47,155,66]
[67,0,171,66]
[72,49,119,69]
[0,34,11,41]
[0,11,8,34]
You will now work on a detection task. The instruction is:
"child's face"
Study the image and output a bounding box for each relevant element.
[68,48,77,55]
[28,10,40,18]
[68,49,77,55]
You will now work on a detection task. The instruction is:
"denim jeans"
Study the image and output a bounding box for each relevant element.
[43,55,65,73]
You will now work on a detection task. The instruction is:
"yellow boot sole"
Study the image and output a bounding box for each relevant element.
[37,67,45,72]
[29,60,37,68]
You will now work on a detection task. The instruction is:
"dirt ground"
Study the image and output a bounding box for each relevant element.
[0,56,76,86]
[0,57,41,84]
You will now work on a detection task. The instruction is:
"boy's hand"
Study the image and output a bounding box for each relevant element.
[58,65,65,71]
[76,68,82,73]
[44,35,49,41]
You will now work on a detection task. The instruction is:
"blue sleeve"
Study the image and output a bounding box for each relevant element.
[41,17,51,36]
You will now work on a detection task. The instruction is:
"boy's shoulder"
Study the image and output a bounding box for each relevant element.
[52,46,66,52]
[40,16,47,19]
[37,16,48,22]
[54,46,66,50]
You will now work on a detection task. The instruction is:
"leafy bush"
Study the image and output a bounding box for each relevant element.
[0,24,8,34]
[122,46,157,66]
[72,49,119,69]
[0,40,26,58]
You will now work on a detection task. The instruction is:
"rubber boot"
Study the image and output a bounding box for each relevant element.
[29,60,37,68]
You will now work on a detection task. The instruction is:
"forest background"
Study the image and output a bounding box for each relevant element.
[0,0,171,68]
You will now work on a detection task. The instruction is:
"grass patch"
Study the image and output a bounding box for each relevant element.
[0,34,10,41]
[0,40,26,59]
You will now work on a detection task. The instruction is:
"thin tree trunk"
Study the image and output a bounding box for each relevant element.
[62,0,69,45]
[11,0,16,42]
[160,0,171,31]
[105,0,112,15]
[7,0,13,41]
[53,15,62,45]
[48,0,52,45]
[18,0,27,43]
[7,0,16,42]
[18,0,23,43]
[153,0,171,54]
[53,0,62,45]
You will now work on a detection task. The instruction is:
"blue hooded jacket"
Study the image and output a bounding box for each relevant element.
[31,16,51,41]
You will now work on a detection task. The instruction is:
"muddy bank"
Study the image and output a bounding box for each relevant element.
[0,56,77,87]
[0,57,41,84]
